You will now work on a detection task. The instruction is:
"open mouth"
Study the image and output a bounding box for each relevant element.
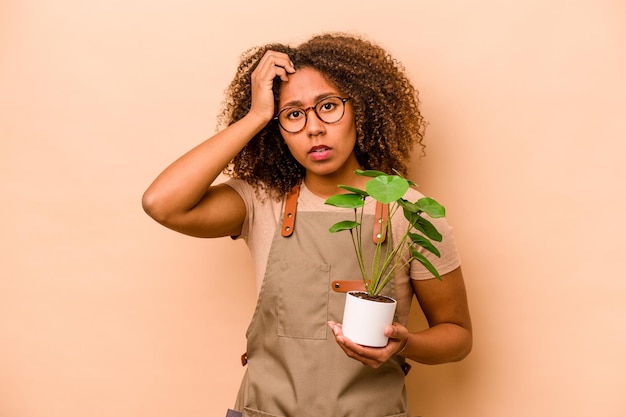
[309,145,332,161]
[309,145,330,154]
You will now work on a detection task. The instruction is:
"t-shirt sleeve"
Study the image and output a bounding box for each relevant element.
[409,215,462,280]
[223,178,254,241]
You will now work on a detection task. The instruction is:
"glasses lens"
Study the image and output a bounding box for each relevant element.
[315,97,345,124]
[278,107,306,133]
[277,96,347,133]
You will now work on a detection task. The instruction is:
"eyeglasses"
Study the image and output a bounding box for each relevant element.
[275,96,350,134]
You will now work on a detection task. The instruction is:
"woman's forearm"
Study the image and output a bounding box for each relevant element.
[401,323,472,365]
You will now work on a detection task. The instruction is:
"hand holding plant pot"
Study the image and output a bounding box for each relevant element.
[325,170,447,346]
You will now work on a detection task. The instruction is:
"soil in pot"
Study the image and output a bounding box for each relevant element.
[349,292,395,303]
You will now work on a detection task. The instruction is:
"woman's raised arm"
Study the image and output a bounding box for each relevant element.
[142,51,296,238]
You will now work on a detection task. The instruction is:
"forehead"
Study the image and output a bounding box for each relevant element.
[278,67,341,105]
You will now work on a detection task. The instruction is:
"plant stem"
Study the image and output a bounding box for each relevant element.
[371,204,414,295]
[352,205,368,289]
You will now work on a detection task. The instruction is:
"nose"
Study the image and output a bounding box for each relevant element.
[304,108,325,136]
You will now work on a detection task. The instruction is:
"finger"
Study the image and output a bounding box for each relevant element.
[385,322,410,342]
[258,51,295,72]
[383,324,411,357]
[258,51,295,82]
[274,62,296,72]
[339,335,389,367]
[275,66,291,82]
[272,61,295,82]
[328,321,342,335]
[328,322,394,367]
[254,61,290,84]
[337,339,379,367]
[328,323,373,363]
[269,54,296,73]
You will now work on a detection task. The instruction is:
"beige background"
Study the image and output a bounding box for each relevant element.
[2,1,625,416]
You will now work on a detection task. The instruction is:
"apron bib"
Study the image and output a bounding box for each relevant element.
[235,186,409,417]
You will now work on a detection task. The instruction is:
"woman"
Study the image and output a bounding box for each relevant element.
[143,33,472,417]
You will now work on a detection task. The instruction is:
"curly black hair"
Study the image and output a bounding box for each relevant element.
[218,32,426,199]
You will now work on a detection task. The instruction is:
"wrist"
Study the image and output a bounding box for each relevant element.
[397,334,410,356]
[246,108,274,127]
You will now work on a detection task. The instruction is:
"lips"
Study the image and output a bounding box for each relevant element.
[309,145,332,161]
[309,145,330,153]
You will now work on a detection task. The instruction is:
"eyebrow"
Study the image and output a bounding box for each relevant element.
[280,92,339,110]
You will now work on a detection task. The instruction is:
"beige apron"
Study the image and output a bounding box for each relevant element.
[235,185,410,417]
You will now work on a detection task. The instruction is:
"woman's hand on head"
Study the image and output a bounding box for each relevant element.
[327,321,409,368]
[249,50,296,122]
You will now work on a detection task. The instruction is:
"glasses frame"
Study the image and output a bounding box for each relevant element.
[274,96,351,134]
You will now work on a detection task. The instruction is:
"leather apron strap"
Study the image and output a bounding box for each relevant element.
[281,185,299,237]
[281,184,389,243]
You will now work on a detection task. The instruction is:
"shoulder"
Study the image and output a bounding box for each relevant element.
[224,177,284,238]
[224,178,283,206]
[223,177,258,201]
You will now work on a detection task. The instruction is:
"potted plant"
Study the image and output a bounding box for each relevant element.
[325,169,447,347]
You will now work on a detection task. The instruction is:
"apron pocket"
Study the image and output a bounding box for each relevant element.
[242,407,284,417]
[277,259,330,339]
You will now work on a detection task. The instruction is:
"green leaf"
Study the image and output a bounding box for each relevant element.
[408,232,441,257]
[355,169,387,178]
[409,246,442,280]
[337,184,368,196]
[416,197,446,218]
[404,209,420,227]
[406,214,443,242]
[325,194,365,209]
[398,198,420,214]
[329,220,360,233]
[391,169,418,188]
[365,175,409,204]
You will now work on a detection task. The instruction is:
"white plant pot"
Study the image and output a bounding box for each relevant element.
[341,291,397,347]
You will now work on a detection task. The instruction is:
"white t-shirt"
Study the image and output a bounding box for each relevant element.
[225,178,461,324]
